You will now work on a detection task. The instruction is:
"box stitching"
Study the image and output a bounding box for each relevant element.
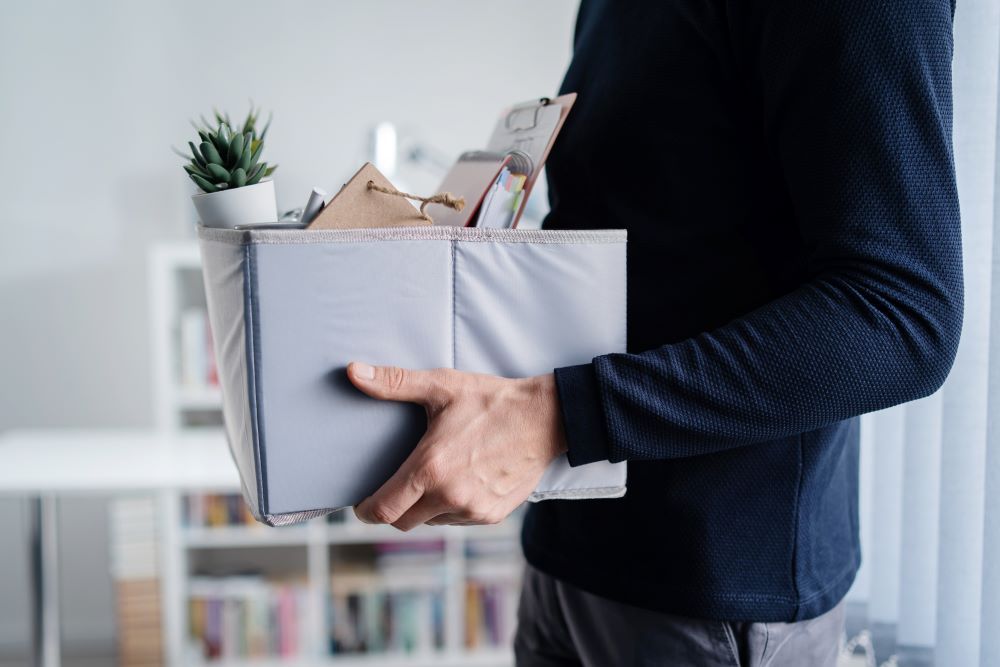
[199,225,626,246]
[528,485,627,501]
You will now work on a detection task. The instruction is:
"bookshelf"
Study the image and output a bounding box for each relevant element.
[143,241,522,667]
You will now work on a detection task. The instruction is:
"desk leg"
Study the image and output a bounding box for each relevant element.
[29,495,60,667]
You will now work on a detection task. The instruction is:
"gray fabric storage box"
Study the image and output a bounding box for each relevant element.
[198,225,627,526]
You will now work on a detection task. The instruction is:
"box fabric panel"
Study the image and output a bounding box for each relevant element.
[198,226,628,525]
[253,239,453,515]
[199,236,262,518]
[453,240,628,498]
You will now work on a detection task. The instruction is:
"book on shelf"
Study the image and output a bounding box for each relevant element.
[187,575,310,661]
[328,541,447,656]
[179,307,218,392]
[183,493,349,529]
[464,539,522,651]
[109,496,164,666]
[184,493,255,528]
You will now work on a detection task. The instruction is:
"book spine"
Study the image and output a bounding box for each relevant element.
[187,579,307,660]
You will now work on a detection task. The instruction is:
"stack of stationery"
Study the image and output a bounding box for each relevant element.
[290,95,576,232]
[424,93,576,228]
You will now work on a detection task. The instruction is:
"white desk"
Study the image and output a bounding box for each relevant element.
[0,429,238,494]
[0,429,239,667]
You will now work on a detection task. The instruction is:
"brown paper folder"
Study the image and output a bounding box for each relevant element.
[307,162,431,230]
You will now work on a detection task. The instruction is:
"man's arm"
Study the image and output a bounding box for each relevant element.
[558,0,963,465]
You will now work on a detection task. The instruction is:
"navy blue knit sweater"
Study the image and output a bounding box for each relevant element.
[524,0,963,622]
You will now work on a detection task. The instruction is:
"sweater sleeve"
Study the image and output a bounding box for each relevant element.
[557,0,963,465]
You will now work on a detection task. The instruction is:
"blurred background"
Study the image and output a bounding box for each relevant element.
[2,1,1000,667]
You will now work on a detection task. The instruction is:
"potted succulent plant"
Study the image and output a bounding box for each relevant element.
[183,107,278,228]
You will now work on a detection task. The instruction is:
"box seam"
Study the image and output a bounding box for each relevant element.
[451,239,457,370]
[243,243,269,520]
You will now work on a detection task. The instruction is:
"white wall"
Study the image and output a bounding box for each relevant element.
[0,0,579,653]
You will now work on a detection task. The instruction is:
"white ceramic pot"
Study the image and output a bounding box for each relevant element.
[192,179,277,229]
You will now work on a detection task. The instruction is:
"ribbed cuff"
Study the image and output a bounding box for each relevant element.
[553,363,612,466]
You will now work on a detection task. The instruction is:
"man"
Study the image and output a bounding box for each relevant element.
[346,0,963,664]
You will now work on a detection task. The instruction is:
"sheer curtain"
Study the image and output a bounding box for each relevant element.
[846,1,1000,665]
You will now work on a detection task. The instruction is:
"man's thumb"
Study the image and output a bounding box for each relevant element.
[347,362,436,404]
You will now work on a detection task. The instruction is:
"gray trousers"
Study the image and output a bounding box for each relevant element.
[514,565,845,667]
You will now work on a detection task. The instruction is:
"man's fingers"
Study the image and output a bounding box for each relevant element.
[426,515,479,526]
[347,362,446,405]
[424,503,509,527]
[354,460,425,525]
[425,513,467,526]
[390,496,452,532]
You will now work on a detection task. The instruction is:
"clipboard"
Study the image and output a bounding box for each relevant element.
[485,93,576,227]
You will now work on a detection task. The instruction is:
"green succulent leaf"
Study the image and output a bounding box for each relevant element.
[206,163,230,182]
[237,133,253,171]
[245,162,266,185]
[230,167,247,188]
[260,113,272,142]
[227,132,244,169]
[190,173,218,193]
[184,163,213,181]
[211,130,228,161]
[199,141,222,166]
[264,164,277,177]
[188,141,206,168]
[249,141,263,166]
[213,109,231,129]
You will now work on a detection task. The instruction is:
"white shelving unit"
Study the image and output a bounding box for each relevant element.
[149,241,223,431]
[146,241,522,667]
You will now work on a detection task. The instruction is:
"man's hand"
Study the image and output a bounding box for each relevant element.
[346,362,568,531]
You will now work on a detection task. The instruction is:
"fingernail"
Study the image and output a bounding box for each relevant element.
[354,504,373,523]
[352,362,375,381]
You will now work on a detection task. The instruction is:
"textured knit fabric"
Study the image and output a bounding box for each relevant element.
[524,0,963,622]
